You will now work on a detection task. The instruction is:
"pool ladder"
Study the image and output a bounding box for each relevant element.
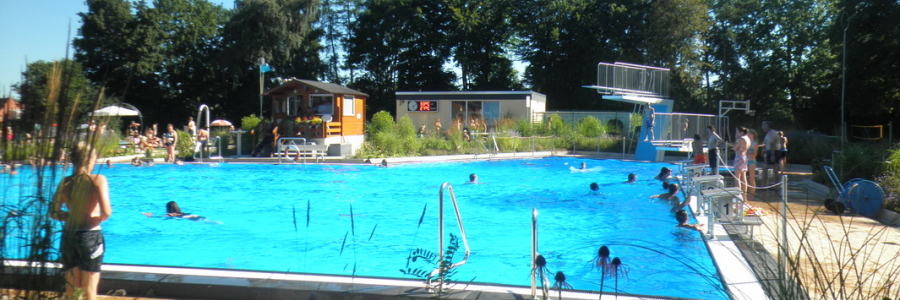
[427,182,471,294]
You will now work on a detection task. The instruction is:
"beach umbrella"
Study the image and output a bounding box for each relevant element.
[92,105,140,117]
[210,119,233,127]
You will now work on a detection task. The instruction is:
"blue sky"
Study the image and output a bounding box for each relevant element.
[0,0,234,98]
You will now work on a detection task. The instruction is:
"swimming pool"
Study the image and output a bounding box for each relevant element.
[7,157,727,299]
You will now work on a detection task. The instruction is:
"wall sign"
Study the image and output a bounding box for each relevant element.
[406,101,438,112]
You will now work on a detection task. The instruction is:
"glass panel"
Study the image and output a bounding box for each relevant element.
[310,95,334,115]
[466,101,483,131]
[482,101,500,130]
[343,96,355,116]
[288,96,302,116]
[451,101,466,130]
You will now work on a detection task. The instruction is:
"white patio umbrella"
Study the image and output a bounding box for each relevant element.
[210,119,233,127]
[92,105,140,117]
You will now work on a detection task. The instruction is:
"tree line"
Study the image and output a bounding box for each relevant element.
[12,0,899,136]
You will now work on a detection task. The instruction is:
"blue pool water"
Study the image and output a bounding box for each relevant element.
[5,157,727,299]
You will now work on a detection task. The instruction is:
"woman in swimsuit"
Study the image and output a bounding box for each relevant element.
[746,129,759,202]
[163,124,178,163]
[733,127,750,202]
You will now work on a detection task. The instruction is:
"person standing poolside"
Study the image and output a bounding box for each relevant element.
[761,121,782,186]
[195,126,209,157]
[163,124,178,163]
[746,129,760,202]
[49,144,113,300]
[692,134,706,164]
[778,131,788,169]
[643,102,655,141]
[706,126,725,175]
[733,127,750,202]
[187,117,196,137]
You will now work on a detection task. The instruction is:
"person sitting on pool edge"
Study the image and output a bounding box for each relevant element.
[675,209,704,231]
[590,182,600,191]
[142,201,203,220]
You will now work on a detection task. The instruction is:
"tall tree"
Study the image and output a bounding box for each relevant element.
[833,0,900,129]
[73,0,139,98]
[13,60,101,124]
[220,0,324,118]
[446,0,522,90]
[317,0,363,84]
[346,0,457,116]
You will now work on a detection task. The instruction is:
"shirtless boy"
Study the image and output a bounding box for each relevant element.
[50,144,113,300]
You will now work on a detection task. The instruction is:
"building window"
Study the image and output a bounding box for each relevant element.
[288,96,302,116]
[343,95,355,116]
[310,94,334,115]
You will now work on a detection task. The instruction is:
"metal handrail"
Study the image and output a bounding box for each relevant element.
[824,166,844,194]
[208,136,224,162]
[530,208,540,300]
[276,137,307,163]
[429,182,471,293]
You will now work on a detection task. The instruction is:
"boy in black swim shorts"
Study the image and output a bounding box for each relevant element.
[50,142,113,300]
[61,229,105,273]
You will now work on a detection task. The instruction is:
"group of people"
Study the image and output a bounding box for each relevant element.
[694,121,787,202]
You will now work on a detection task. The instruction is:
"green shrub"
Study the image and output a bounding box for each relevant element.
[876,146,900,212]
[834,144,886,182]
[576,116,605,138]
[175,130,194,158]
[241,114,262,131]
[369,111,395,136]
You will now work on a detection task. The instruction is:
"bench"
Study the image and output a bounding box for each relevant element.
[275,144,328,162]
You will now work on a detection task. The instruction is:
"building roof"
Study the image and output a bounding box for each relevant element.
[265,78,368,97]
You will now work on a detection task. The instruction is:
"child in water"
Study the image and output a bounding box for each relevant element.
[143,201,204,220]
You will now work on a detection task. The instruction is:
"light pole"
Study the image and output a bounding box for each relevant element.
[256,57,273,118]
[841,13,849,151]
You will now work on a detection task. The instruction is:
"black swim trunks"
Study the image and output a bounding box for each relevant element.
[765,150,785,165]
[60,229,105,272]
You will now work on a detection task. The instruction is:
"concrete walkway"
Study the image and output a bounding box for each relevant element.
[718,165,900,300]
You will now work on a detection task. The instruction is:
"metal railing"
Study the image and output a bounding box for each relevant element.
[428,182,471,293]
[276,137,307,163]
[591,62,670,98]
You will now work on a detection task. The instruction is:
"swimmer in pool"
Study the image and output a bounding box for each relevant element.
[654,167,672,182]
[142,201,203,220]
[675,209,704,231]
[590,182,600,191]
[624,173,637,184]
[580,162,587,170]
[468,173,478,183]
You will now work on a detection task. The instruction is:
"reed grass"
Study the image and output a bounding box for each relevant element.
[735,181,900,299]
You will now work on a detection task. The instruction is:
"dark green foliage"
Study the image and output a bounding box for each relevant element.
[401,233,460,293]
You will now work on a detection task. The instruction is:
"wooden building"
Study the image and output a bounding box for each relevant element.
[264,79,367,155]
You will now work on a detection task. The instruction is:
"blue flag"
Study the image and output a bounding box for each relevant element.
[260,64,273,73]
